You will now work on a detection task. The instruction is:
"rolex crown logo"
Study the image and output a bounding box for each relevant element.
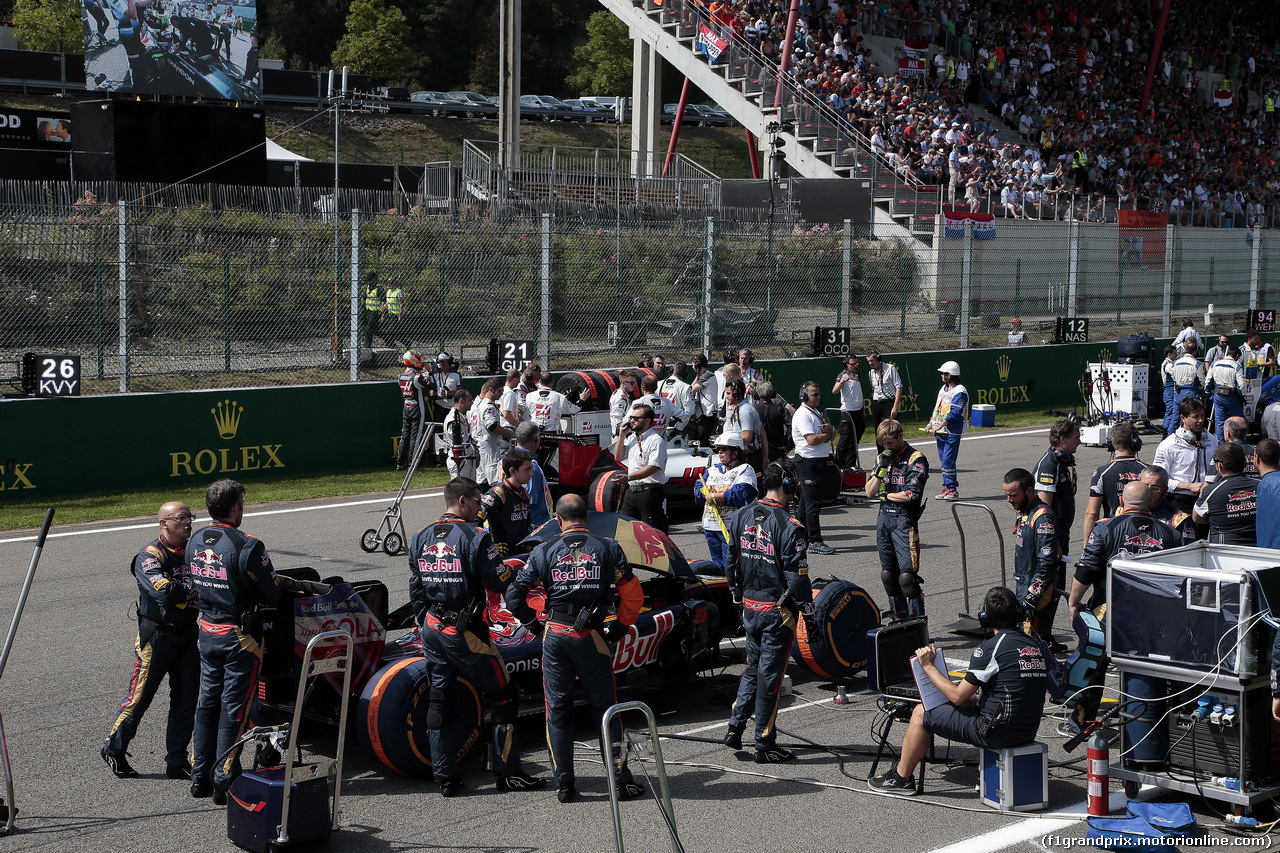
[1099,348,1113,364]
[212,399,243,440]
[996,354,1012,382]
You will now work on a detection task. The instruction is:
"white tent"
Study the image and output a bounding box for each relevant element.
[265,138,312,161]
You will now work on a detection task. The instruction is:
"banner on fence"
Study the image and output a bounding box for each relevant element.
[942,210,996,239]
[1117,209,1168,270]
[1213,91,1234,108]
[902,39,930,58]
[898,57,927,76]
[697,25,728,62]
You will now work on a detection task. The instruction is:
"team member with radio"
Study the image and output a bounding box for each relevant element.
[1002,468,1059,638]
[866,419,930,621]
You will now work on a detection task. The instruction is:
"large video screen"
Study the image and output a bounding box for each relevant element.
[82,0,260,100]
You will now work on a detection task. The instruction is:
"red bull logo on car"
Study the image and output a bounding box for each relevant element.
[613,609,676,674]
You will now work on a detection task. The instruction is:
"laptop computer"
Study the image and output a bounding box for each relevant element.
[872,618,930,701]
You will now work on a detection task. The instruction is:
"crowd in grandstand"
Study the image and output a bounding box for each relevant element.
[700,0,1280,224]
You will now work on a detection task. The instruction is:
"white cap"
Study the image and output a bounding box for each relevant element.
[713,432,746,450]
[938,360,961,375]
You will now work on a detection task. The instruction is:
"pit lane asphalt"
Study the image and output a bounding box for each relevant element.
[0,426,1246,852]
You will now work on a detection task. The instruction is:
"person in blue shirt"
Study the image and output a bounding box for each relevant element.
[512,422,553,529]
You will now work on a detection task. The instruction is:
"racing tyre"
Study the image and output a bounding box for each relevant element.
[791,577,880,679]
[360,528,380,553]
[382,532,404,556]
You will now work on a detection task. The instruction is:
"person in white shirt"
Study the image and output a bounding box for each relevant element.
[695,433,758,572]
[658,361,695,436]
[475,379,514,489]
[1242,331,1277,380]
[1153,397,1218,514]
[724,379,766,472]
[609,368,640,437]
[637,374,674,436]
[614,402,669,532]
[792,381,836,554]
[737,349,764,390]
[1008,318,1028,346]
[832,355,865,471]
[1206,347,1247,442]
[427,352,463,417]
[499,370,522,428]
[690,354,719,445]
[866,350,903,453]
[526,371,580,432]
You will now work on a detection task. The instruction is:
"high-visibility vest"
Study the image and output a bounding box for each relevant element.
[1073,150,1086,169]
[1265,95,1274,113]
[385,286,403,316]
[946,58,956,79]
[365,286,382,312]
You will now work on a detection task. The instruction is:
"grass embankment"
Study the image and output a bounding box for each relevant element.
[0,410,1058,531]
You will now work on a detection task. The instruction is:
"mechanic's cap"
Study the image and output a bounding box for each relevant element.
[436,351,453,363]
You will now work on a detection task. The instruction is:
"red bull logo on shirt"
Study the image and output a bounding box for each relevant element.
[189,549,228,580]
[418,542,462,575]
[552,552,601,583]
[740,526,775,556]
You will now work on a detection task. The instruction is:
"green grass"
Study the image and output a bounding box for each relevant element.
[0,467,451,532]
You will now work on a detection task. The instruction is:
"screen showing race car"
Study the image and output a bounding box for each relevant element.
[82,0,260,101]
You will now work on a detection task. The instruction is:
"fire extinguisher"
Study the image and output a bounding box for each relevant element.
[1087,728,1109,816]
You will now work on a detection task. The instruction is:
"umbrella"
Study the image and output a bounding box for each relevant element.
[520,512,695,578]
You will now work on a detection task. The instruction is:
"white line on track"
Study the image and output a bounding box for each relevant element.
[0,490,446,544]
[671,696,835,738]
[922,790,1129,853]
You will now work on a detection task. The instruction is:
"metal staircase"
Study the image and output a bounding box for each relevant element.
[597,0,941,240]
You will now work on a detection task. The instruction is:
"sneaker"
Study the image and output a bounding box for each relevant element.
[808,541,836,555]
[556,785,576,803]
[617,781,645,801]
[439,778,463,798]
[754,747,796,764]
[166,760,193,780]
[1055,720,1078,738]
[868,769,918,795]
[723,727,743,751]
[212,787,228,806]
[496,771,546,792]
[190,779,213,799]
[101,746,139,779]
[934,488,958,501]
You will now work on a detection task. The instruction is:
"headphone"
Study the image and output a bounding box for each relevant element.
[799,381,819,402]
[766,461,799,495]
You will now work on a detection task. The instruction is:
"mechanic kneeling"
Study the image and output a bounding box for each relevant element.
[505,494,645,804]
[409,477,544,797]
[869,587,1047,795]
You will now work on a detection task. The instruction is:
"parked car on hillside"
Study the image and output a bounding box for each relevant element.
[446,91,499,119]
[410,90,467,116]
[562,99,610,122]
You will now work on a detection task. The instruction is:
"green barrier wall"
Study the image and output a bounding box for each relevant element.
[1,338,1176,500]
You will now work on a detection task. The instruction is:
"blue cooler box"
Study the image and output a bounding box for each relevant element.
[227,766,330,852]
[980,741,1048,811]
[971,404,995,428]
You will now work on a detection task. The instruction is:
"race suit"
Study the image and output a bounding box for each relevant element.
[875,443,929,619]
[442,405,477,480]
[474,397,505,488]
[1074,510,1182,610]
[479,478,531,557]
[1205,358,1246,442]
[1011,499,1058,638]
[397,367,428,469]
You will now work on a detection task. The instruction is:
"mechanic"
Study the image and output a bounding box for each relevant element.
[866,419,929,621]
[188,479,283,803]
[1169,340,1206,419]
[695,432,759,572]
[609,368,641,437]
[1223,416,1258,476]
[1143,464,1199,546]
[409,477,545,797]
[479,451,535,556]
[652,354,667,378]
[1071,482,1181,616]
[690,354,720,445]
[1007,317,1028,346]
[474,378,514,490]
[443,389,477,480]
[1160,345,1179,436]
[724,464,812,764]
[1031,419,1081,644]
[426,352,462,422]
[637,374,674,435]
[658,361,695,436]
[505,494,644,804]
[614,402,670,532]
[527,371,580,432]
[737,349,764,390]
[1002,468,1059,638]
[103,501,199,781]
[724,378,766,472]
[511,422,553,529]
[867,350,904,454]
[792,381,836,555]
[1193,443,1262,546]
[926,361,968,501]
[1081,421,1146,543]
[1172,317,1201,356]
[753,381,792,467]
[395,350,429,472]
[1242,331,1277,380]
[499,370,523,429]
[517,362,541,411]
[1153,397,1218,514]
[832,354,866,472]
[1256,440,1280,550]
[868,587,1047,795]
[1206,346,1247,443]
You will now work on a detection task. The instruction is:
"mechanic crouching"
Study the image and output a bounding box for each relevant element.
[505,494,646,804]
[724,464,813,764]
[409,477,545,797]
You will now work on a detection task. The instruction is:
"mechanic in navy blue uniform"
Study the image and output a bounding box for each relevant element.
[1070,482,1182,615]
[396,349,429,471]
[409,477,544,797]
[1193,443,1262,546]
[1080,421,1146,544]
[723,464,813,763]
[1144,465,1199,546]
[505,494,645,804]
[1030,420,1080,643]
[865,419,929,621]
[478,450,534,557]
[102,501,199,781]
[1002,468,1059,639]
[869,586,1047,795]
[188,479,283,803]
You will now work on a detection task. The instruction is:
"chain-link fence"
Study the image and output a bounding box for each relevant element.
[1,197,1273,394]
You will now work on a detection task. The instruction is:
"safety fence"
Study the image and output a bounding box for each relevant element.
[0,201,1273,395]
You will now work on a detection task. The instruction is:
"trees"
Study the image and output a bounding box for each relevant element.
[566,11,632,96]
[12,0,83,54]
[331,0,416,82]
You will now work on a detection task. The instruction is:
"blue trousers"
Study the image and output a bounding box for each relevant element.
[1171,386,1199,429]
[106,624,199,770]
[729,601,795,750]
[703,527,729,573]
[1162,381,1178,434]
[420,618,523,781]
[1212,393,1244,442]
[936,432,961,489]
[542,624,634,791]
[877,512,924,618]
[192,624,262,790]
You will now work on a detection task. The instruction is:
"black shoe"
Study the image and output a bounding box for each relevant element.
[190,779,213,799]
[723,727,743,751]
[101,746,138,779]
[754,747,795,764]
[496,771,546,792]
[807,540,836,556]
[868,769,918,795]
[1050,641,1070,656]
[212,787,227,806]
[617,781,645,801]
[439,778,463,798]
[556,785,576,803]
[166,761,193,780]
